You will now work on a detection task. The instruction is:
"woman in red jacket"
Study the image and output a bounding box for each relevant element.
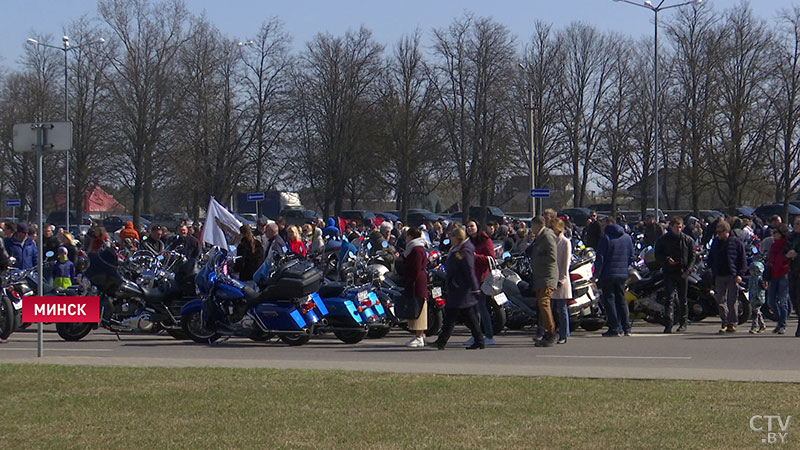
[766,224,791,334]
[465,220,495,345]
[398,227,429,348]
[286,225,307,257]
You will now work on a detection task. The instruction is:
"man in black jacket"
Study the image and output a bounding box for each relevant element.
[655,217,696,333]
[785,216,800,337]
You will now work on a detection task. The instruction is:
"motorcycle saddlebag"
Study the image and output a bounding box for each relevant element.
[269,260,324,299]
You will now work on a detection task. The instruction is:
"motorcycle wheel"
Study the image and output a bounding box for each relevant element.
[248,329,274,342]
[366,327,391,339]
[333,330,366,344]
[579,318,606,332]
[737,292,752,325]
[182,311,220,344]
[489,303,506,334]
[0,296,14,340]
[55,323,93,341]
[425,308,443,337]
[279,333,312,346]
[165,328,189,340]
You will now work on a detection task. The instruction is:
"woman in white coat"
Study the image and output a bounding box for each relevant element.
[551,218,573,344]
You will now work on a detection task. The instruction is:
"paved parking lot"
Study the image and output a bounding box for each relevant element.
[3,319,800,382]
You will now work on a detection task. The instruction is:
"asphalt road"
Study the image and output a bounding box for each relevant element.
[3,319,800,382]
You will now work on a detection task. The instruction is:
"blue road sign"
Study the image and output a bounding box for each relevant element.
[530,189,550,198]
[246,192,265,202]
[5,199,21,207]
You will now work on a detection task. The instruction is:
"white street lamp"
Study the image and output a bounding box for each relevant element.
[612,0,703,219]
[27,36,105,230]
[518,63,536,217]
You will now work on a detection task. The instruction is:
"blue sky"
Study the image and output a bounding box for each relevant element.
[1,0,797,68]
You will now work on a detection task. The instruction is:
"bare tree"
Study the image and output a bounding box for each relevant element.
[595,36,636,219]
[513,22,566,214]
[238,18,293,193]
[558,23,614,207]
[665,4,722,216]
[98,0,189,226]
[290,27,384,218]
[709,3,773,209]
[430,14,515,223]
[765,6,800,220]
[374,31,442,221]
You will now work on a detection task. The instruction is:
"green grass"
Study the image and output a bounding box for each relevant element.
[0,364,797,449]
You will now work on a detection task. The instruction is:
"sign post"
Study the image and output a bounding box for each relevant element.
[6,199,20,221]
[247,192,265,220]
[13,121,72,357]
[530,189,550,217]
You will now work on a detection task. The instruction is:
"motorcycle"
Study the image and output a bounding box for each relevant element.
[55,248,194,341]
[180,250,322,346]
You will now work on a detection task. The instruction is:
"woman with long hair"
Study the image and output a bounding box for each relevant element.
[89,226,110,253]
[464,220,495,345]
[235,225,264,281]
[58,231,78,263]
[286,225,307,257]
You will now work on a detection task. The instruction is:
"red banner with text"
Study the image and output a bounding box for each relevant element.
[22,297,100,323]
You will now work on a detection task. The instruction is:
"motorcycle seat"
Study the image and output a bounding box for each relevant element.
[317,283,346,298]
[243,285,262,303]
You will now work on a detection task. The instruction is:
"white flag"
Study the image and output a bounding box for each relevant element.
[202,197,242,250]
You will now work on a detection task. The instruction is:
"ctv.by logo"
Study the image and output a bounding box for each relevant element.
[750,415,791,445]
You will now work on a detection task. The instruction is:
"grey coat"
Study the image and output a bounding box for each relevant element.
[526,227,559,291]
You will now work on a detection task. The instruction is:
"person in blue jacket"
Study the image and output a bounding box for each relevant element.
[5,223,38,270]
[593,217,634,337]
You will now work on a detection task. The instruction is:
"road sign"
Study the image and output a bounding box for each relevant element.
[5,199,21,207]
[247,192,265,202]
[12,122,72,152]
[530,189,550,198]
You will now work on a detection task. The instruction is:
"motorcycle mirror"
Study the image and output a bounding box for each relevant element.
[45,251,55,258]
[367,242,373,250]
[8,256,16,266]
[157,255,165,261]
[442,238,450,245]
[381,240,389,248]
[283,245,289,253]
[752,247,759,254]
[501,252,511,260]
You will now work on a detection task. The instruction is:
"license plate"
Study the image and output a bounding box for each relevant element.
[493,292,508,305]
[431,287,442,298]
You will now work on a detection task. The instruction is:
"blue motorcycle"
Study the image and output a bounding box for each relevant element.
[181,250,323,346]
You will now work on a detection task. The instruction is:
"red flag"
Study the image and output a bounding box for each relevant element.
[374,216,384,227]
[337,217,348,233]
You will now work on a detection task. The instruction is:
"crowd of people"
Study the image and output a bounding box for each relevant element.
[1,207,798,349]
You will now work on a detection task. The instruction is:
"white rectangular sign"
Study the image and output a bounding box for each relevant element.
[12,122,73,152]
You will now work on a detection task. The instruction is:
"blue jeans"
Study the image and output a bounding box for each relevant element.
[551,299,569,340]
[600,279,630,334]
[767,274,789,329]
[477,295,494,339]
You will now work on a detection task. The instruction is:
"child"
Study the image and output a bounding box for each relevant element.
[52,246,76,289]
[748,260,767,334]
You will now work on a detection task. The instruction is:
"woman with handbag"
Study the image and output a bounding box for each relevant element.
[465,220,496,345]
[433,227,484,350]
[399,227,429,348]
[766,224,791,334]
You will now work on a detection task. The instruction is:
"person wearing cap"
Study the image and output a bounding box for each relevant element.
[5,223,37,269]
[52,247,76,289]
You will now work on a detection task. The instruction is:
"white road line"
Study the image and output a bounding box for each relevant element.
[537,355,692,360]
[0,348,112,352]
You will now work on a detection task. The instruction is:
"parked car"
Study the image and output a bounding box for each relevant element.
[376,211,400,223]
[754,203,800,221]
[558,208,593,227]
[586,203,630,214]
[340,210,376,226]
[447,206,507,225]
[281,208,319,226]
[233,213,257,230]
[406,208,443,227]
[103,215,151,233]
[46,210,92,227]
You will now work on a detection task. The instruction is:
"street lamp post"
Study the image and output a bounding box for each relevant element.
[612,0,702,219]
[518,64,536,217]
[27,36,104,231]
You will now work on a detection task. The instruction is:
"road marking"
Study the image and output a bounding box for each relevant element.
[0,348,112,352]
[537,355,692,360]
